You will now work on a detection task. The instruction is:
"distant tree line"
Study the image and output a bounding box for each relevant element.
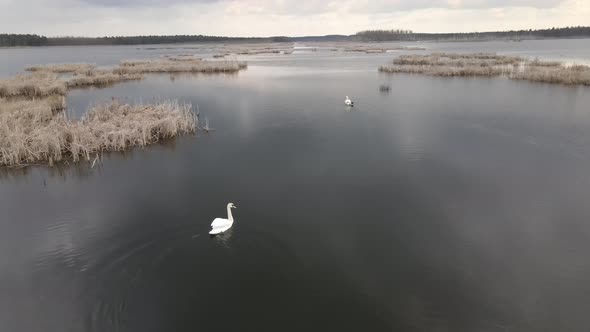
[355,29,415,41]
[0,34,288,47]
[1,27,589,47]
[0,34,48,46]
[45,35,286,46]
[354,26,590,42]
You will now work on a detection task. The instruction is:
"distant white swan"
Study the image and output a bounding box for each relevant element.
[209,203,236,235]
[345,96,354,107]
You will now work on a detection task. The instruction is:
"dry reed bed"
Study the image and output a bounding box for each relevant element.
[2,58,247,96]
[379,53,590,85]
[0,70,144,96]
[26,63,96,73]
[163,55,203,62]
[218,43,294,56]
[345,48,387,53]
[0,57,248,167]
[237,50,282,55]
[115,58,247,74]
[528,59,562,67]
[0,99,196,167]
[512,64,590,85]
[0,73,67,98]
[394,46,427,51]
[390,53,524,66]
[344,46,426,53]
[0,95,65,115]
[67,70,144,88]
[380,64,505,77]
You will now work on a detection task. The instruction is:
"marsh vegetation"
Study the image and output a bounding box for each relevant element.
[512,63,590,85]
[344,45,426,53]
[115,57,247,74]
[379,53,590,85]
[218,43,294,56]
[6,57,247,94]
[0,73,67,98]
[0,98,196,167]
[67,70,144,88]
[26,63,96,73]
[0,56,248,167]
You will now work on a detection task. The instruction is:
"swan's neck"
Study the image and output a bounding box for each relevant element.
[227,206,234,222]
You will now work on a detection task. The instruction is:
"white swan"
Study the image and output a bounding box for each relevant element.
[209,203,236,235]
[345,96,354,107]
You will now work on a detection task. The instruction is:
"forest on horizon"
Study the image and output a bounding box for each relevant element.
[1,26,589,47]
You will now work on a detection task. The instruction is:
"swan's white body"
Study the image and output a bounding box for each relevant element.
[345,96,354,106]
[209,203,236,235]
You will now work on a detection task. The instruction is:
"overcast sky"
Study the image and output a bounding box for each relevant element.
[0,0,588,37]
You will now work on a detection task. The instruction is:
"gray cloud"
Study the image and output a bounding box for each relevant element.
[71,0,565,11]
[210,0,566,17]
[0,0,587,37]
[78,0,220,7]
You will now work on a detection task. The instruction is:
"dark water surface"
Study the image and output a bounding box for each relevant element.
[2,41,590,332]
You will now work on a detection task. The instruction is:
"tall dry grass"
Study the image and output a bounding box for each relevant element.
[67,70,144,88]
[380,52,590,85]
[2,58,248,97]
[528,58,562,67]
[345,46,426,53]
[220,43,294,56]
[237,50,282,55]
[26,63,96,73]
[0,99,196,167]
[511,64,590,86]
[0,95,65,116]
[115,58,247,74]
[1,55,248,168]
[391,53,523,67]
[120,59,152,67]
[379,64,505,77]
[0,73,67,98]
[163,55,203,62]
[381,53,515,77]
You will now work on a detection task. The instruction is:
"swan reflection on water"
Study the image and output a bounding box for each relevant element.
[211,228,233,248]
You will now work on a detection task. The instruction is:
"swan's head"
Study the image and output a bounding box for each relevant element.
[228,203,237,209]
[346,96,349,99]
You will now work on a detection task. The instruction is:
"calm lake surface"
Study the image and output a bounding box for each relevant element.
[1,39,590,332]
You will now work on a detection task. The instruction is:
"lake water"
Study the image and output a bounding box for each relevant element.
[1,39,590,332]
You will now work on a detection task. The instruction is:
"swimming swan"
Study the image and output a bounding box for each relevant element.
[345,96,354,107]
[209,203,236,235]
